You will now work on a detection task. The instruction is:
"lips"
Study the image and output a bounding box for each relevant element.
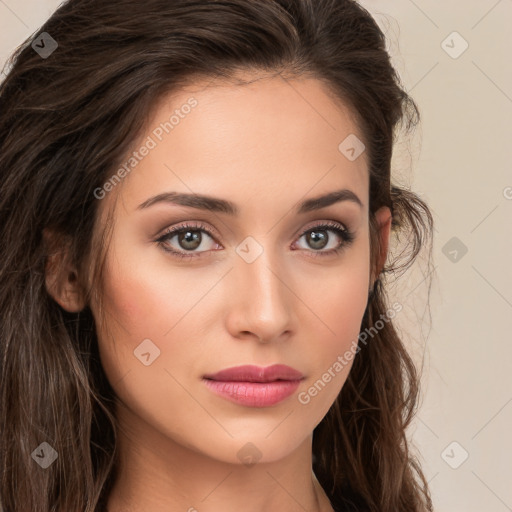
[203,364,304,383]
[202,364,305,407]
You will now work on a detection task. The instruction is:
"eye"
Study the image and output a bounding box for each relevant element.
[155,220,356,260]
[293,221,355,257]
[155,221,221,260]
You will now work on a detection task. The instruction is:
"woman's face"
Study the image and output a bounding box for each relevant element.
[91,73,388,464]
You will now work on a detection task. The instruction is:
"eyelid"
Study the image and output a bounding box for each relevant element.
[295,219,349,237]
[155,220,220,242]
[155,219,349,242]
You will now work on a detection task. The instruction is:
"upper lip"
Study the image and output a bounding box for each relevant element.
[203,364,304,382]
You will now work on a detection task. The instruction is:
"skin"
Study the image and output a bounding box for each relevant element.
[46,72,392,512]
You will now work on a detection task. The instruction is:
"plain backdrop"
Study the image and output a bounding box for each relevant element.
[1,1,511,511]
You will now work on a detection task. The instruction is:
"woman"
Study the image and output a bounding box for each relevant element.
[0,0,435,511]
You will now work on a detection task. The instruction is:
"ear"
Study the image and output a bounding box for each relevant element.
[372,206,393,282]
[43,228,86,312]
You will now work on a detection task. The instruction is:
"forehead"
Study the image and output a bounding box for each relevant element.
[102,73,369,218]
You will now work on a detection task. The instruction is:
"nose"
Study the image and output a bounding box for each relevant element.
[224,246,295,344]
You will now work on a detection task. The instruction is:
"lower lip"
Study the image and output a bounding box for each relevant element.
[202,379,302,407]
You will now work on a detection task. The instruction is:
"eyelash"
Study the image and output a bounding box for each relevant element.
[155,220,355,260]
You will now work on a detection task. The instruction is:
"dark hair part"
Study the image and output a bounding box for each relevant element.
[0,0,434,511]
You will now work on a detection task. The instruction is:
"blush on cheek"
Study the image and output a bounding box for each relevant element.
[101,260,149,324]
[103,274,176,343]
[118,295,142,324]
[322,285,368,347]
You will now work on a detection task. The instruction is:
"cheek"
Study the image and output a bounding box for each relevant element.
[97,247,182,340]
[300,255,369,380]
[92,246,216,381]
[90,248,170,384]
[294,268,369,418]
[91,259,199,426]
[308,258,369,337]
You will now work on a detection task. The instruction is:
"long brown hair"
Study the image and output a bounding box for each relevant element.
[0,1,434,510]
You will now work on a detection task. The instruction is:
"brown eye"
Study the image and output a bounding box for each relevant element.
[305,229,329,250]
[176,229,203,251]
[156,222,220,259]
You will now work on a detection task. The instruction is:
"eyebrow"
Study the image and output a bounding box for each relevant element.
[137,188,363,214]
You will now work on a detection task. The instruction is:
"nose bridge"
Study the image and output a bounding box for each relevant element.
[231,237,293,339]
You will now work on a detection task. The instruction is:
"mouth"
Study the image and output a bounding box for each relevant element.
[202,364,305,407]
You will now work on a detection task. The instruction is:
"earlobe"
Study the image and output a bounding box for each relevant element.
[43,229,86,312]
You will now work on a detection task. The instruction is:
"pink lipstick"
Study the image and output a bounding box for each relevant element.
[202,364,304,407]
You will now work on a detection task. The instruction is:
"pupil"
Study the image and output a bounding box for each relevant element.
[309,230,327,249]
[180,230,201,250]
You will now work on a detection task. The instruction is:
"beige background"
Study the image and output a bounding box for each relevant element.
[1,1,511,511]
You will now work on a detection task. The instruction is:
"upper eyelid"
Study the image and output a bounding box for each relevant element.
[158,221,219,241]
[297,219,348,233]
[160,219,347,233]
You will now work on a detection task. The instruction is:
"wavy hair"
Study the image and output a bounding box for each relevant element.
[0,0,434,510]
